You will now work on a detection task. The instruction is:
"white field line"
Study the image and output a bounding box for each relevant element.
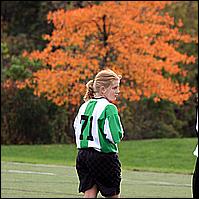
[2,169,56,176]
[123,178,191,187]
[146,180,191,187]
[1,161,70,168]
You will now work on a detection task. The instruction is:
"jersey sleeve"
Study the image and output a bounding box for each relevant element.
[73,106,81,131]
[73,107,82,137]
[104,104,124,144]
[73,114,79,131]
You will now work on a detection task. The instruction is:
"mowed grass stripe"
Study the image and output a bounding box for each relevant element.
[1,138,197,174]
[1,161,193,198]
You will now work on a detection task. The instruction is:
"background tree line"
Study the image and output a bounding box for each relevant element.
[1,1,198,144]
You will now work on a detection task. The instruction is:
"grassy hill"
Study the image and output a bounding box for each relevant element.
[1,138,197,174]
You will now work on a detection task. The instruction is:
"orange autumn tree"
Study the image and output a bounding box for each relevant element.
[19,1,197,108]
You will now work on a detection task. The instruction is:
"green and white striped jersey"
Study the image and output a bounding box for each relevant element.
[73,97,124,153]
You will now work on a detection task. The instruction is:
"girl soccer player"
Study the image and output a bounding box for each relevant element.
[192,95,198,199]
[73,69,124,198]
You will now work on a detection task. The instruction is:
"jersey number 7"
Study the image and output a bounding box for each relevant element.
[80,115,94,141]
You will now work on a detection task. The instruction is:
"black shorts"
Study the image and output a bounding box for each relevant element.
[76,148,121,197]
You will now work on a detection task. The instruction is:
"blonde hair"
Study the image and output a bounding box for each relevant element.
[84,69,122,102]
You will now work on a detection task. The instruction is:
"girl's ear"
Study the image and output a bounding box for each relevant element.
[100,86,106,94]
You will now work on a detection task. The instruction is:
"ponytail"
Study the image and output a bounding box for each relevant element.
[83,80,95,102]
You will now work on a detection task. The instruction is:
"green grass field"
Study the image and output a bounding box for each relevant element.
[1,138,197,198]
[1,161,193,198]
[1,138,197,173]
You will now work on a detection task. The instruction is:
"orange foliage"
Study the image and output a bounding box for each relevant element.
[19,1,197,106]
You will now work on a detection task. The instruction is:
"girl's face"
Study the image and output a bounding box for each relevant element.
[103,79,120,102]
